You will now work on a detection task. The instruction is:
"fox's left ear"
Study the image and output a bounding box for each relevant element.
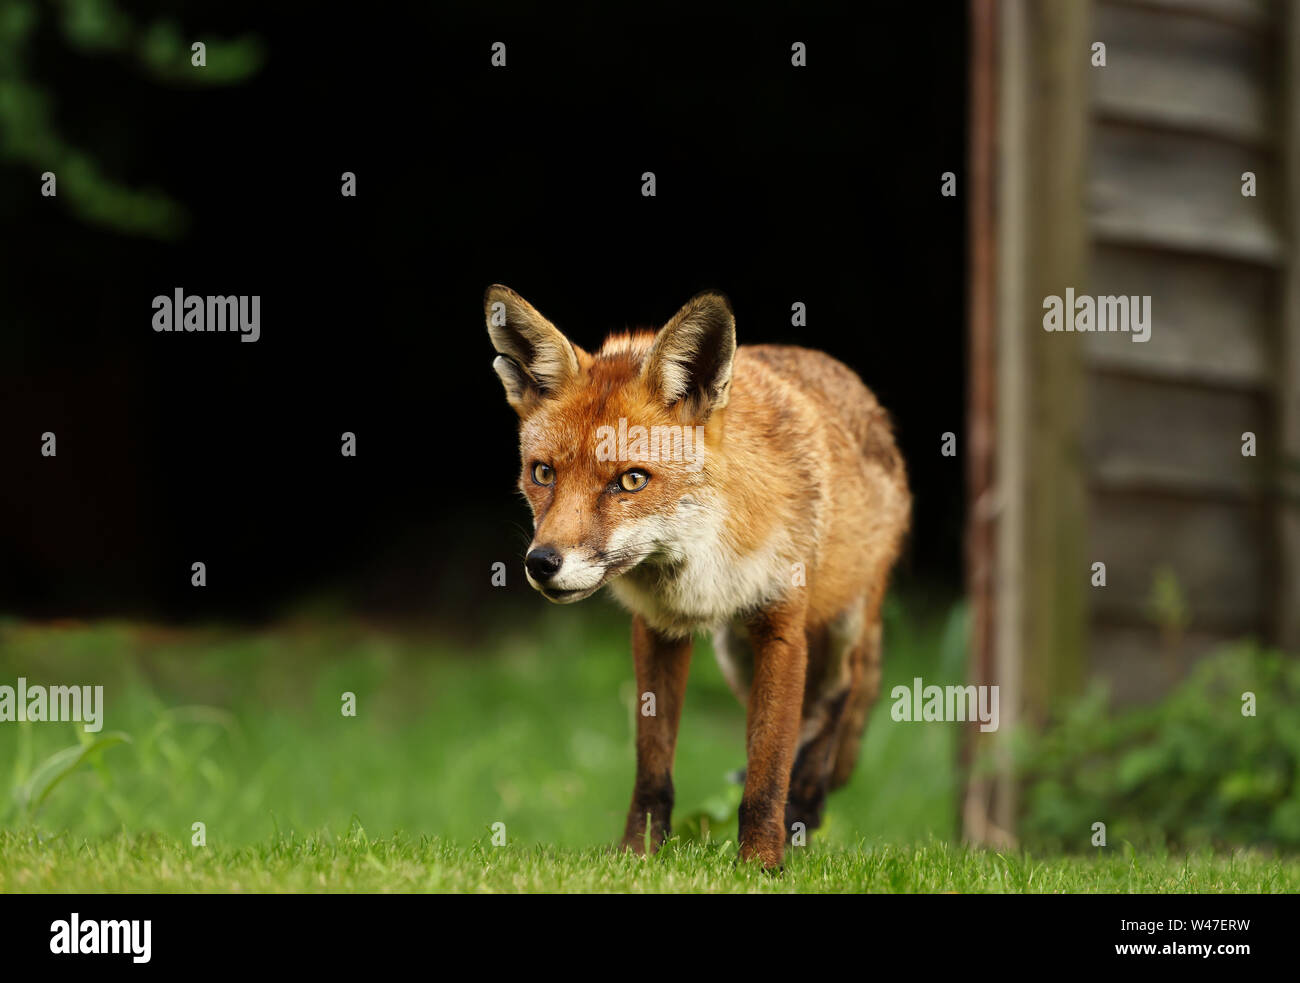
[644,291,736,420]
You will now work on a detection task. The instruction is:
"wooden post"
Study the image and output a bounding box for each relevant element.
[1021,0,1088,723]
[963,0,1089,845]
[1282,3,1300,653]
[963,0,1000,845]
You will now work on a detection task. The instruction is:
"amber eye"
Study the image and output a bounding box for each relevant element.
[532,462,555,486]
[619,469,650,492]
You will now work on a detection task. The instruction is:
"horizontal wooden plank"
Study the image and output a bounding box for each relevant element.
[1085,373,1271,495]
[1089,122,1283,263]
[1105,0,1274,32]
[1088,624,1252,706]
[1083,245,1275,388]
[1086,492,1269,631]
[1092,1,1276,144]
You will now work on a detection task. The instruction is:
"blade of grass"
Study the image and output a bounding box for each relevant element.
[16,732,131,820]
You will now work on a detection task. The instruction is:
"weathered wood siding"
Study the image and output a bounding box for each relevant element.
[1084,0,1283,702]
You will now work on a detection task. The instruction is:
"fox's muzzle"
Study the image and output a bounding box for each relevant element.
[522,542,607,603]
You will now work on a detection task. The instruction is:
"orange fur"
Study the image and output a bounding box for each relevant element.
[486,285,910,867]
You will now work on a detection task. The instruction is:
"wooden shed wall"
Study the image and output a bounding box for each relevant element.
[963,0,1300,842]
[1083,0,1284,703]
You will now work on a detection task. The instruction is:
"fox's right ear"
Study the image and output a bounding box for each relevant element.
[485,285,582,416]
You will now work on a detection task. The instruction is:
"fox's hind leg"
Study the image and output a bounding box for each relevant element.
[830,614,883,790]
[785,602,884,837]
[785,686,850,836]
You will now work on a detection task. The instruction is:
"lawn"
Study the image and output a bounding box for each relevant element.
[2,596,1297,892]
[4,830,1295,893]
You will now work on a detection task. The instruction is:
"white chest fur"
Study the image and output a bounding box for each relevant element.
[606,493,791,637]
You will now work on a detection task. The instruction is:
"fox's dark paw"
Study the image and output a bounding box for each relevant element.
[734,852,785,875]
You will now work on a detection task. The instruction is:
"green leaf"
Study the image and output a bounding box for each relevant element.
[14,732,131,819]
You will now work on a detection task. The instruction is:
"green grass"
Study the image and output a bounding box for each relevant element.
[0,598,962,848]
[4,831,1296,893]
[3,596,1298,892]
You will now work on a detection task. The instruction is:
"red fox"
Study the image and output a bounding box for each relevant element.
[486,285,911,867]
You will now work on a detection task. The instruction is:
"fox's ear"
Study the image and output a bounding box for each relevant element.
[485,285,581,415]
[644,291,736,420]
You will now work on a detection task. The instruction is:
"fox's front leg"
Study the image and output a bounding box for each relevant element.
[738,600,808,868]
[620,616,693,855]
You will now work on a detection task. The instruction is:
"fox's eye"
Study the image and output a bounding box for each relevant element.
[532,462,555,486]
[619,470,650,492]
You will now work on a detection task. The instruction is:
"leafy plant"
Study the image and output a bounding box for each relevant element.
[1015,642,1300,851]
[0,0,264,238]
[10,730,131,821]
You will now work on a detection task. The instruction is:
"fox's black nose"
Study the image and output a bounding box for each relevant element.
[525,546,563,581]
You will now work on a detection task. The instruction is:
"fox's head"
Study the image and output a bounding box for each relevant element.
[485,285,736,604]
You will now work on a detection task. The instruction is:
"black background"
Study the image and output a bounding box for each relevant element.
[2,892,1282,971]
[1,2,967,624]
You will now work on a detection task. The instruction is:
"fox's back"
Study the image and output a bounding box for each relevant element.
[716,343,910,627]
[729,344,907,489]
